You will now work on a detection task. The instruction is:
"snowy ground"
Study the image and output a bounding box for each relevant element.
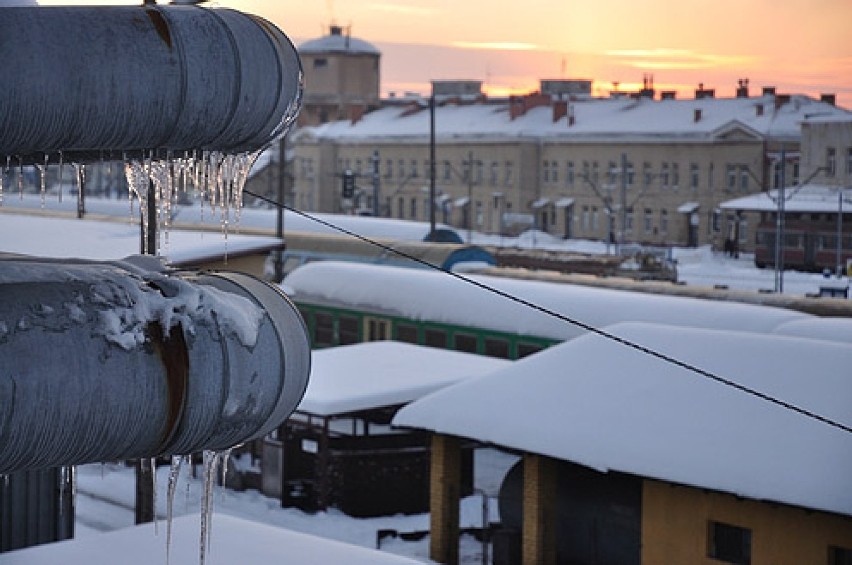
[74,449,518,564]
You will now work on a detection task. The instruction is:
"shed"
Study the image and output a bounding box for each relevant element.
[261,341,510,517]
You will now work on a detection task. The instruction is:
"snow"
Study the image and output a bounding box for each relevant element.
[393,322,852,517]
[299,94,849,143]
[771,317,852,345]
[298,341,511,416]
[283,261,810,342]
[0,210,283,265]
[1,514,424,565]
[720,184,852,213]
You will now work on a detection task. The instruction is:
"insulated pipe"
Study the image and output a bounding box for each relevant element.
[0,5,303,163]
[0,256,310,474]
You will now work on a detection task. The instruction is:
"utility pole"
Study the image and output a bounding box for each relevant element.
[429,89,436,240]
[466,150,474,242]
[275,137,287,282]
[774,147,786,293]
[371,149,380,217]
[618,152,628,255]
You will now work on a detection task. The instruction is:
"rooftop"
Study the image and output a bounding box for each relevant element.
[299,25,380,56]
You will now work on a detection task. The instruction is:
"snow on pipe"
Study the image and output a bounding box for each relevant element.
[0,255,311,474]
[0,5,303,164]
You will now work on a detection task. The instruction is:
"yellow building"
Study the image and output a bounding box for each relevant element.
[393,323,852,564]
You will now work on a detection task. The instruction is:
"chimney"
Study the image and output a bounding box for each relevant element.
[775,93,790,110]
[568,104,575,127]
[349,104,365,124]
[695,83,715,99]
[694,108,702,122]
[762,86,776,96]
[736,78,749,98]
[661,91,677,100]
[820,93,836,106]
[509,95,524,120]
[553,100,568,123]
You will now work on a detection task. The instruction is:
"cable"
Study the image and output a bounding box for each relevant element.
[245,189,852,435]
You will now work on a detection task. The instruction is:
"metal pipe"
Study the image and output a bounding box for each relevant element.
[0,6,303,164]
[0,256,310,474]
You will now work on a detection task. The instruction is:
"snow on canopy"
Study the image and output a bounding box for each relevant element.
[393,322,852,517]
[720,184,852,213]
[0,514,423,565]
[0,212,282,264]
[297,341,511,416]
[282,261,810,341]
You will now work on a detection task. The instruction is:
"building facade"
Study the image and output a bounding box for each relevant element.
[291,82,849,250]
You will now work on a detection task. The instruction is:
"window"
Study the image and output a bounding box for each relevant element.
[739,218,748,244]
[827,147,837,177]
[643,162,653,188]
[410,197,417,219]
[542,160,550,183]
[591,161,599,183]
[398,159,405,178]
[313,311,334,346]
[690,163,700,191]
[625,206,634,232]
[385,159,393,178]
[443,160,451,181]
[517,342,544,359]
[395,323,419,344]
[726,164,737,191]
[549,161,557,184]
[490,161,498,185]
[661,162,670,188]
[566,161,575,187]
[672,162,680,189]
[625,161,635,187]
[607,160,617,185]
[424,327,447,348]
[581,206,590,230]
[644,208,653,234]
[707,163,714,193]
[739,167,749,191]
[484,337,510,359]
[411,159,418,178]
[707,521,751,565]
[660,209,668,234]
[582,161,590,182]
[397,197,404,218]
[453,333,478,353]
[591,206,599,231]
[829,546,852,565]
[504,161,514,185]
[313,57,327,68]
[339,315,359,345]
[364,317,390,341]
[847,148,852,175]
[772,160,782,188]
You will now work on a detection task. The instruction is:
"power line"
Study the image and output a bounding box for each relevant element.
[245,188,852,436]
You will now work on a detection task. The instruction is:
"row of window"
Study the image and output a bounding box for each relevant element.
[302,307,548,360]
[331,157,517,187]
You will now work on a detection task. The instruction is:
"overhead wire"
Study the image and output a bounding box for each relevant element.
[245,188,852,436]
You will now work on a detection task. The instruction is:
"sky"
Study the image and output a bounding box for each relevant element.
[32,0,852,108]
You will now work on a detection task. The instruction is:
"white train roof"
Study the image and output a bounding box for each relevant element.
[394,322,852,517]
[282,261,810,340]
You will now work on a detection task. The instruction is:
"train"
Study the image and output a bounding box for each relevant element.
[281,261,814,360]
[754,219,852,273]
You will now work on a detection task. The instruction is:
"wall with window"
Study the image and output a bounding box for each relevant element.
[641,479,852,565]
[801,119,852,188]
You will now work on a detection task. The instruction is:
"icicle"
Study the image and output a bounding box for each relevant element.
[70,465,77,500]
[150,456,158,535]
[199,450,223,565]
[165,455,184,565]
[58,466,67,517]
[17,157,24,199]
[57,152,64,203]
[0,158,5,207]
[36,154,47,208]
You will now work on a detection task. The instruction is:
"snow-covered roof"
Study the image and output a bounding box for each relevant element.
[282,262,809,341]
[720,184,852,213]
[301,94,849,143]
[299,30,380,56]
[0,212,283,264]
[0,513,423,565]
[771,317,852,345]
[297,341,510,416]
[393,322,852,517]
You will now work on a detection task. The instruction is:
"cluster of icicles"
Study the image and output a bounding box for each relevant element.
[0,149,261,256]
[1,150,260,564]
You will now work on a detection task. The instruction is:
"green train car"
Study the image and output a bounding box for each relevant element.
[281,261,811,361]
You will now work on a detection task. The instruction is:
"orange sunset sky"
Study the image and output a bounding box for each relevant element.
[38,0,852,107]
